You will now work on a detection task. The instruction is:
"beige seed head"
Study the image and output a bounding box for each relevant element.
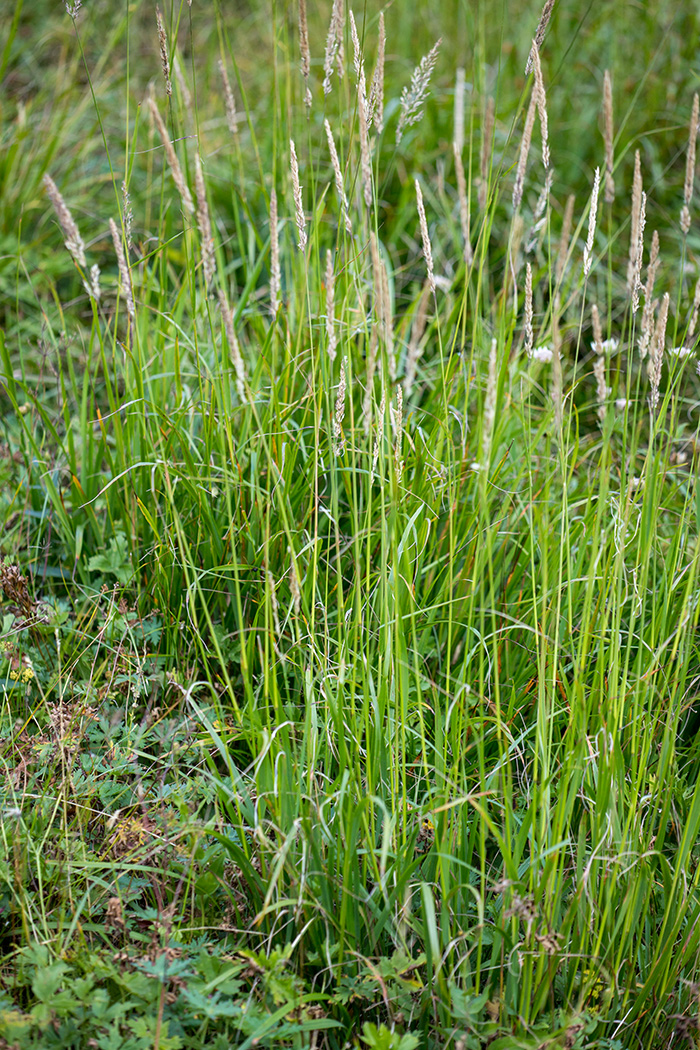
[591,303,603,355]
[681,92,699,233]
[325,249,337,360]
[524,262,533,355]
[479,96,495,211]
[626,149,643,292]
[109,217,135,319]
[593,355,607,419]
[631,190,647,314]
[357,70,373,208]
[481,338,499,468]
[368,12,386,132]
[551,317,563,434]
[298,0,312,108]
[148,98,195,213]
[415,179,435,293]
[349,10,362,78]
[217,288,248,403]
[333,358,347,456]
[219,60,239,138]
[121,181,133,254]
[639,229,660,359]
[649,291,669,412]
[603,71,615,203]
[155,6,172,97]
[583,167,600,277]
[194,152,215,287]
[43,173,87,267]
[513,87,537,211]
[289,139,307,251]
[393,386,404,481]
[686,277,700,347]
[323,0,345,96]
[525,0,555,75]
[531,45,549,169]
[396,38,442,145]
[324,118,352,234]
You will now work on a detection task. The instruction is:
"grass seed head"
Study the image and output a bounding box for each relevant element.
[531,45,550,169]
[639,229,660,358]
[219,60,239,138]
[524,262,533,355]
[453,142,472,265]
[396,38,442,145]
[415,178,435,293]
[583,167,600,277]
[525,0,556,74]
[155,6,172,97]
[325,118,352,234]
[325,249,337,360]
[368,12,386,132]
[289,139,307,250]
[681,92,699,233]
[43,173,87,267]
[627,149,643,291]
[298,0,312,108]
[109,217,135,318]
[148,97,195,213]
[194,152,215,287]
[323,0,345,95]
[454,67,465,154]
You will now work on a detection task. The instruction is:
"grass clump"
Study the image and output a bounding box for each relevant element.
[2,0,700,1047]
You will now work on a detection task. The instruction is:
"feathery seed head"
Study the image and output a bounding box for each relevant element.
[155,6,172,97]
[289,139,307,251]
[368,12,386,132]
[415,179,435,293]
[531,45,549,169]
[148,98,195,213]
[219,60,239,138]
[583,167,600,277]
[513,87,537,211]
[109,217,135,319]
[524,263,533,355]
[194,153,215,287]
[525,0,555,75]
[626,149,643,291]
[396,39,442,145]
[270,188,281,316]
[323,0,345,95]
[43,174,87,267]
[324,119,352,234]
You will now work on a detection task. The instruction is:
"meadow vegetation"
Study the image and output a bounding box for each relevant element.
[2,0,700,1046]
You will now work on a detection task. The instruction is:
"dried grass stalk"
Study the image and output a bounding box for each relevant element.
[333,358,347,455]
[649,292,669,411]
[357,71,373,208]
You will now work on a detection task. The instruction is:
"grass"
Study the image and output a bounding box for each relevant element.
[2,0,700,1046]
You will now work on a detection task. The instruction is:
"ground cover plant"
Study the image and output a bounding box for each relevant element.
[2,0,700,1046]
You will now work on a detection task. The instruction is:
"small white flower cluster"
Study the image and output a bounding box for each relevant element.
[591,337,619,354]
[527,345,553,362]
[668,345,694,359]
